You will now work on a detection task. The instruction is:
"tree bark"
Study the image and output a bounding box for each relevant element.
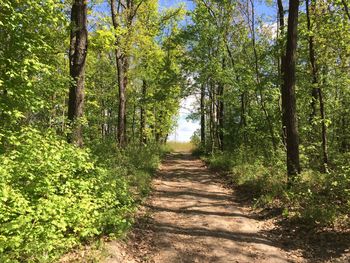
[277,0,285,30]
[68,0,88,147]
[306,0,318,123]
[282,0,301,180]
[342,0,350,21]
[209,82,215,152]
[318,87,329,172]
[200,84,206,148]
[277,0,287,147]
[217,59,225,151]
[110,0,128,147]
[217,83,224,151]
[240,92,247,145]
[140,80,147,145]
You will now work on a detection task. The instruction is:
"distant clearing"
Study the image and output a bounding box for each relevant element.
[166,141,194,152]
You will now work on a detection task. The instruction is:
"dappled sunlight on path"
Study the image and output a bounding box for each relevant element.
[135,153,301,263]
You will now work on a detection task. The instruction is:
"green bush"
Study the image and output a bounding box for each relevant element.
[205,150,350,226]
[89,141,163,200]
[205,152,236,171]
[0,128,135,262]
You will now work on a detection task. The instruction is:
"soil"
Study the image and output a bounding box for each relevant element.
[104,153,309,263]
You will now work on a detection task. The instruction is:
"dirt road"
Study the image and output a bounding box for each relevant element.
[105,153,304,263]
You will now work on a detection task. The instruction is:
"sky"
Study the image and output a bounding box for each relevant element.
[164,0,275,142]
[159,0,195,10]
[168,95,200,142]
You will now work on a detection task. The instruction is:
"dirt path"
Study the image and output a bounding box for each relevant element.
[143,152,300,263]
[62,152,349,263]
[105,153,303,263]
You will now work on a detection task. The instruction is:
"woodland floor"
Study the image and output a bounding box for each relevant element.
[77,152,350,263]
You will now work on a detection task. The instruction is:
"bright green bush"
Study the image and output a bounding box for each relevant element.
[88,140,163,200]
[0,128,134,262]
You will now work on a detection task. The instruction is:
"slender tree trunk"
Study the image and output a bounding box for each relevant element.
[340,112,348,152]
[240,92,247,145]
[209,82,215,152]
[217,83,224,151]
[277,0,287,147]
[118,54,128,147]
[217,59,225,151]
[140,80,147,145]
[132,103,136,142]
[68,0,88,147]
[342,0,350,21]
[110,0,128,147]
[318,88,329,172]
[306,0,329,172]
[282,0,301,181]
[306,0,318,123]
[277,0,285,30]
[200,84,206,148]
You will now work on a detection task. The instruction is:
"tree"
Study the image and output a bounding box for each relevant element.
[110,0,145,147]
[200,83,206,147]
[305,0,328,172]
[68,0,88,147]
[282,0,301,180]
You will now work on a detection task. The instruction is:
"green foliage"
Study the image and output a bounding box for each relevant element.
[188,0,350,228]
[0,128,140,262]
[0,0,183,261]
[93,141,163,198]
[205,150,350,226]
[0,0,68,131]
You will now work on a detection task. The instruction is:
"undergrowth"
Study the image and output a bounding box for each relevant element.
[0,127,164,262]
[203,149,350,227]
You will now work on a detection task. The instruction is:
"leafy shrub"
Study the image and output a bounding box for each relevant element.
[88,140,163,200]
[0,128,134,262]
[205,150,350,226]
[205,152,236,171]
[231,163,286,203]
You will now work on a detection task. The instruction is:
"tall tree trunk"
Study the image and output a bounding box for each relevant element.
[240,92,247,145]
[110,0,128,147]
[217,83,224,151]
[277,0,285,30]
[200,84,206,148]
[282,0,301,181]
[306,0,318,123]
[217,59,225,151]
[209,82,215,153]
[277,0,287,147]
[306,0,329,172]
[131,103,136,142]
[140,80,147,145]
[68,0,88,147]
[318,87,329,172]
[117,54,128,147]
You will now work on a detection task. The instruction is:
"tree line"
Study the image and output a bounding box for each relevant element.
[187,0,350,225]
[188,0,350,179]
[0,0,184,261]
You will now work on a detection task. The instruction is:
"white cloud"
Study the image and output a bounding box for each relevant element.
[168,95,200,142]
